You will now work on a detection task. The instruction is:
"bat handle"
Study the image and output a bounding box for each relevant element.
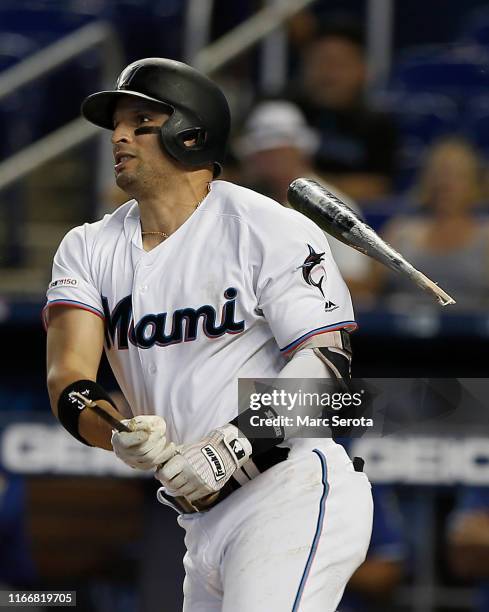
[155,449,218,512]
[70,393,202,513]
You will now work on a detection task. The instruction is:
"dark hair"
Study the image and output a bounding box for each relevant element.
[312,15,366,51]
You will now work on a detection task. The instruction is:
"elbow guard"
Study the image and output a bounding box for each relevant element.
[313,346,351,386]
[311,329,352,390]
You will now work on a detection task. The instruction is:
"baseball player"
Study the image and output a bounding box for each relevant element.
[45,58,373,611]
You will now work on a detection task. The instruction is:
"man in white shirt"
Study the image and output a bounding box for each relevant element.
[46,58,372,612]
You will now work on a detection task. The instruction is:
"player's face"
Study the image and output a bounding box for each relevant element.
[111,97,171,193]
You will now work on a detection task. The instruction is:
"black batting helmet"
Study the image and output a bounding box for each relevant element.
[81,57,231,176]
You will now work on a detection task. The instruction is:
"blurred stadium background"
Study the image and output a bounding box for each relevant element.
[1,0,489,610]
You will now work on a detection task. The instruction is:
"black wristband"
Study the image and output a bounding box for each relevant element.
[230,405,285,457]
[58,380,116,446]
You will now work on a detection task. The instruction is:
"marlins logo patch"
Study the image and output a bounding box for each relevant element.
[116,64,140,89]
[298,244,325,297]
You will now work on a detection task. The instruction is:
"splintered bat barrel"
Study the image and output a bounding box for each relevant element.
[287,178,455,306]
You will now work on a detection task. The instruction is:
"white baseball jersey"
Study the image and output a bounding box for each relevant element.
[45,180,356,444]
[46,180,372,612]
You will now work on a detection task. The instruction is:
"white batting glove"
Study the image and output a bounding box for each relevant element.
[155,424,252,502]
[111,415,174,470]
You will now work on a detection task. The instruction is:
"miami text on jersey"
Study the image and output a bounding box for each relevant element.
[102,287,245,350]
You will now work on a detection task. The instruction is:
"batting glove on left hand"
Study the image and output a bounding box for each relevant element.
[111,415,175,470]
[155,424,252,502]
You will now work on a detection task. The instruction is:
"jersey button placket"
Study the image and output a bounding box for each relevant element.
[132,261,153,379]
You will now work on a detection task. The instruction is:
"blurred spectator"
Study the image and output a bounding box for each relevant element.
[339,485,405,611]
[368,137,489,310]
[236,100,319,202]
[448,487,489,612]
[236,100,370,294]
[289,17,399,202]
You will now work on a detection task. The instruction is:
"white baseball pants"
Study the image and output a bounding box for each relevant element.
[174,439,373,612]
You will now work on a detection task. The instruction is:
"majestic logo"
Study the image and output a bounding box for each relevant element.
[201,445,226,481]
[324,300,339,313]
[299,244,325,297]
[102,287,245,350]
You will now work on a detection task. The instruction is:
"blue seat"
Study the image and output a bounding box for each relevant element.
[0,32,42,158]
[112,0,184,59]
[3,3,117,137]
[362,197,410,233]
[394,44,446,66]
[375,92,459,190]
[0,6,98,45]
[459,6,489,48]
[460,95,489,157]
[392,56,489,98]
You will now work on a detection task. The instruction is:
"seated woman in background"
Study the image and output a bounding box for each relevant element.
[369,137,489,310]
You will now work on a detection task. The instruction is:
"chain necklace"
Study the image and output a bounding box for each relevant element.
[141,183,210,242]
[141,230,169,239]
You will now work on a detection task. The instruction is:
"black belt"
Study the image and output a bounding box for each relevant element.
[159,446,290,513]
[159,447,365,514]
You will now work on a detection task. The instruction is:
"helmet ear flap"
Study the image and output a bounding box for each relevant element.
[160,110,212,167]
[178,127,207,150]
